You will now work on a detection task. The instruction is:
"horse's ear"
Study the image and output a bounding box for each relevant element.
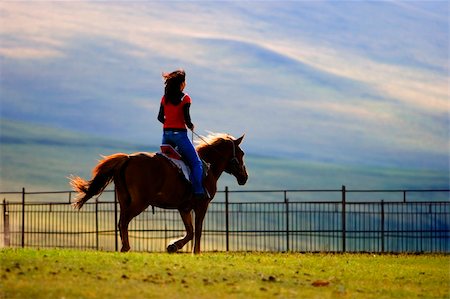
[235,134,245,145]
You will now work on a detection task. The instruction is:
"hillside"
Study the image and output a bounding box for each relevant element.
[1,119,448,199]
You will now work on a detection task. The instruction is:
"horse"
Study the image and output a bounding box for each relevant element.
[69,133,248,254]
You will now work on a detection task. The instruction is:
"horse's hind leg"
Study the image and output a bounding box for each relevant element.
[167,210,194,253]
[118,211,132,252]
[115,185,133,252]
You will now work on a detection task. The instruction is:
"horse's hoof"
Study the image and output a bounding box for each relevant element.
[167,244,178,253]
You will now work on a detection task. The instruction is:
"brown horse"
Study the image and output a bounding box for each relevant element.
[70,133,248,254]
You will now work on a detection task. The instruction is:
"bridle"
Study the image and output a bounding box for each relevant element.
[227,139,243,174]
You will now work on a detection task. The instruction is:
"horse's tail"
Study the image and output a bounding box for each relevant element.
[70,153,129,210]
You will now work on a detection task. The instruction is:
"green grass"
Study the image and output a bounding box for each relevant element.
[1,249,449,299]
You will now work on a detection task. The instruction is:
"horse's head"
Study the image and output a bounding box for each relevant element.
[223,135,248,185]
[197,133,248,185]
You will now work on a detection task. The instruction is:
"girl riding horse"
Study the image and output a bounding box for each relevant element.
[157,69,205,201]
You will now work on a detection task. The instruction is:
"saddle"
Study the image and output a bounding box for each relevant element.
[158,144,210,183]
[158,144,191,181]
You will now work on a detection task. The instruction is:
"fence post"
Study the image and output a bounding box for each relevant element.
[225,186,229,252]
[114,187,119,252]
[341,185,346,252]
[21,188,25,248]
[3,199,10,247]
[381,200,385,253]
[284,191,289,252]
[95,197,99,250]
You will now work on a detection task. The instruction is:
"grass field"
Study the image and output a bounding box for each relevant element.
[1,249,449,299]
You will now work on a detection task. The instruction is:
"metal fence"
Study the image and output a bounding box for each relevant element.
[1,186,449,253]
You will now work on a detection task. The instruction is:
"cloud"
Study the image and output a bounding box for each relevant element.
[0,47,63,59]
[260,40,448,113]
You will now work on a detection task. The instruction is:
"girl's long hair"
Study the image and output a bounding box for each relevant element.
[163,69,185,105]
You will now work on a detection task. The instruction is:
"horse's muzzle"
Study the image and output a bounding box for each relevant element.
[237,176,248,185]
[236,167,248,185]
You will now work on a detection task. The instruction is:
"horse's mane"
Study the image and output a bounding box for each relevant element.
[195,132,235,151]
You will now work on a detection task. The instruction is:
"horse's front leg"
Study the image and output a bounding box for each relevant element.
[193,200,209,254]
[167,210,194,253]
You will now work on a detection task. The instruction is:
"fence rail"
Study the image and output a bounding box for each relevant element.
[1,187,449,253]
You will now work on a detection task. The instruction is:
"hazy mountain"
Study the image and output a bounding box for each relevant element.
[1,119,447,203]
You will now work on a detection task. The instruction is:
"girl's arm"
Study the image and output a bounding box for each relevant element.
[157,104,165,124]
[183,103,194,130]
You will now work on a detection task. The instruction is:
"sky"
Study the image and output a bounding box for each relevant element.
[0,1,449,171]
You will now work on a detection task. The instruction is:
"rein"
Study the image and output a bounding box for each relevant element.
[192,130,239,165]
[191,130,213,148]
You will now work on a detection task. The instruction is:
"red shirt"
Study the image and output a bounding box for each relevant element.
[161,94,191,129]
